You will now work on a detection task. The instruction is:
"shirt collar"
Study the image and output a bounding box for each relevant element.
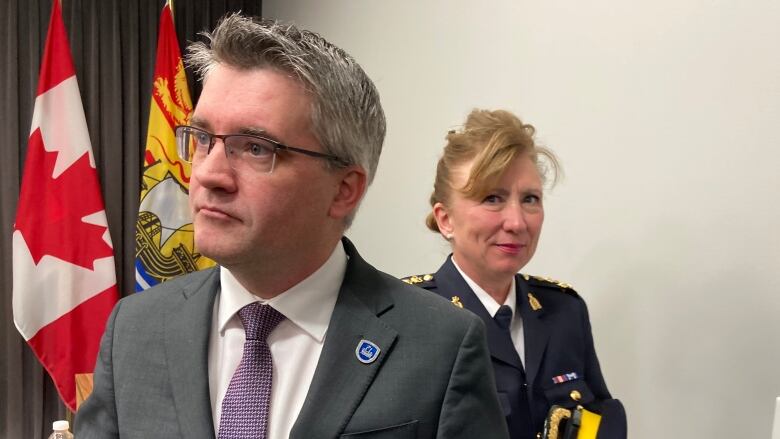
[218,241,347,342]
[452,257,516,318]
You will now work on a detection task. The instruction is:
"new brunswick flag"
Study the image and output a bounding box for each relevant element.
[135,1,213,291]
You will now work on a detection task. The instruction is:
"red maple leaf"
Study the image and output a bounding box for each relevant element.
[15,128,114,269]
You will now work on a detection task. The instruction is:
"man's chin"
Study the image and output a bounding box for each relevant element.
[195,242,237,267]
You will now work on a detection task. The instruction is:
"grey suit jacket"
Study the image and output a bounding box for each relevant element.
[75,239,509,439]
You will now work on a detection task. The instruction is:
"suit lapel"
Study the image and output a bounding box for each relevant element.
[291,239,398,439]
[164,267,220,439]
[434,258,524,371]
[516,275,551,388]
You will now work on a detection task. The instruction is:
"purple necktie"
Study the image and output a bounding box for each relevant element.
[218,302,285,439]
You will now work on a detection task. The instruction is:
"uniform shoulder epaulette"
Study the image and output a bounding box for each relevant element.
[400,273,435,287]
[522,273,577,294]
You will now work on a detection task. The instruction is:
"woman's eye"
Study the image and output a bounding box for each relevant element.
[483,194,503,204]
[523,194,541,204]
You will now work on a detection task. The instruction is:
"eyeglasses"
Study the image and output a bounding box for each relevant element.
[175,125,347,174]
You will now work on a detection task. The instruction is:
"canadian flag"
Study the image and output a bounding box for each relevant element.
[12,0,119,412]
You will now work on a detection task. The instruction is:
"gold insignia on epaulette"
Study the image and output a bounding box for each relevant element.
[522,274,530,281]
[402,273,433,284]
[528,293,542,311]
[531,275,574,292]
[451,296,464,308]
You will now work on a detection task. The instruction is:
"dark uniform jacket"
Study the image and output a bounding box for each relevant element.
[404,256,626,439]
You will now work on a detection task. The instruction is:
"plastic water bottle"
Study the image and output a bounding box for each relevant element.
[47,420,74,439]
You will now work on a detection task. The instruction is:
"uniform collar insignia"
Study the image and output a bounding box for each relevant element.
[451,296,464,308]
[528,293,542,311]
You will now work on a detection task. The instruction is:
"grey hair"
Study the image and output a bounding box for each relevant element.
[185,13,386,188]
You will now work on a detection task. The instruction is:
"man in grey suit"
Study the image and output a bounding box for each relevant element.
[75,13,508,439]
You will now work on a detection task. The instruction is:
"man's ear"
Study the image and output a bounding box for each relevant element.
[432,202,454,239]
[329,166,368,220]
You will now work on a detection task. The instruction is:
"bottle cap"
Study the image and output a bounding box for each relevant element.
[52,420,69,431]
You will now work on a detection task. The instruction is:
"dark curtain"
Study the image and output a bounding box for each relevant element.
[0,1,262,437]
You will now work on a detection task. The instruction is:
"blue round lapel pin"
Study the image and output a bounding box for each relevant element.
[355,339,381,364]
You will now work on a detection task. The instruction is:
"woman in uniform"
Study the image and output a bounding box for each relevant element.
[404,109,625,439]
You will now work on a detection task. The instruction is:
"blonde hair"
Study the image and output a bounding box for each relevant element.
[426,109,561,233]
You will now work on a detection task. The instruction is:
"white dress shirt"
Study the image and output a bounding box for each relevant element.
[452,258,526,366]
[208,242,347,439]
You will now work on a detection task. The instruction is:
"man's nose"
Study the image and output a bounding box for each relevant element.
[191,140,237,192]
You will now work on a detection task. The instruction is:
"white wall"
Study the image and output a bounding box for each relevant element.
[264,1,780,437]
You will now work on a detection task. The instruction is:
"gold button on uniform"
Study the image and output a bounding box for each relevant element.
[570,390,582,401]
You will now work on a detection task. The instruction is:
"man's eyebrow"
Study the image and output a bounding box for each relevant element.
[189,116,209,130]
[239,127,282,143]
[239,127,267,136]
[186,121,284,144]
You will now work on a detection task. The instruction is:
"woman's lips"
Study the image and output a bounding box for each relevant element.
[496,243,523,255]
